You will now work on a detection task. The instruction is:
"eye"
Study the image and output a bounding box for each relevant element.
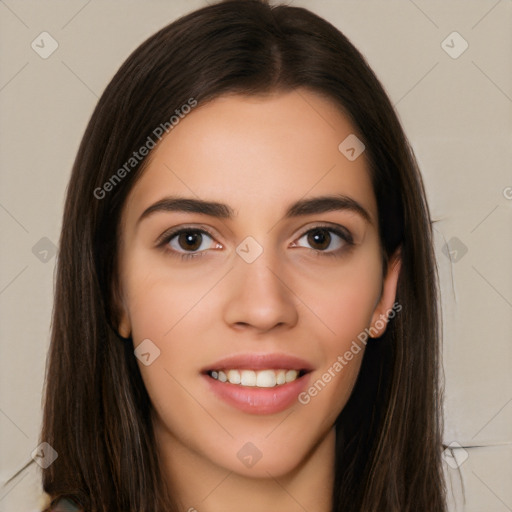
[163,228,222,255]
[292,226,352,253]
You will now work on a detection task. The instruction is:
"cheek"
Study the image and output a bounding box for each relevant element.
[122,259,222,405]
[294,249,383,344]
[122,254,221,343]
[125,273,223,446]
[298,349,364,435]
[290,249,382,419]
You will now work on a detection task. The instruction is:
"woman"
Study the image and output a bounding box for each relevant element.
[41,0,446,510]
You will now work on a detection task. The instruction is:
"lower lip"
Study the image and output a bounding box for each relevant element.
[203,373,311,415]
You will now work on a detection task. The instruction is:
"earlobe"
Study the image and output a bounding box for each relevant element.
[114,290,132,339]
[369,250,401,338]
[112,274,132,339]
[117,311,132,339]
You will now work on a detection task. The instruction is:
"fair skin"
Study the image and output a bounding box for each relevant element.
[117,89,400,512]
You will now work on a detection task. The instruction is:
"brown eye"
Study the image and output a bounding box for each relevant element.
[293,226,351,253]
[177,231,203,251]
[307,229,331,250]
[166,229,218,253]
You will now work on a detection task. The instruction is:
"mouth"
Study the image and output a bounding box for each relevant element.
[201,353,313,414]
[206,368,309,388]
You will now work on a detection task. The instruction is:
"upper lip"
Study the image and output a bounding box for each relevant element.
[202,353,314,373]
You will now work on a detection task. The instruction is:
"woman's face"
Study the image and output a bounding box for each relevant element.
[117,89,399,479]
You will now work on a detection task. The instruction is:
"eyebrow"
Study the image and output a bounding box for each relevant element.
[137,194,372,225]
[138,197,234,223]
[285,195,371,223]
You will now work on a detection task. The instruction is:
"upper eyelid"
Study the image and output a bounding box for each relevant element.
[294,222,354,245]
[297,221,351,235]
[155,224,219,246]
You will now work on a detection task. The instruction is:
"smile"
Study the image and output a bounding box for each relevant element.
[202,353,313,414]
[208,369,305,388]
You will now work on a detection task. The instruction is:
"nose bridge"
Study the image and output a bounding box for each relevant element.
[237,249,282,296]
[221,239,298,331]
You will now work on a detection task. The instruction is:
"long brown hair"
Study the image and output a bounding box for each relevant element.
[41,1,446,510]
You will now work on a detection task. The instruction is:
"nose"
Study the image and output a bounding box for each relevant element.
[221,250,299,334]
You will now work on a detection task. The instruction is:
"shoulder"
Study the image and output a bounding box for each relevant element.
[47,497,82,512]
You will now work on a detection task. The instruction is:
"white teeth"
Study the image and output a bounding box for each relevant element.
[285,370,298,383]
[227,369,241,384]
[240,370,256,386]
[209,369,303,387]
[256,370,276,388]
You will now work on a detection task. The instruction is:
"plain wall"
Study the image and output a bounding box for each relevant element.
[0,1,511,510]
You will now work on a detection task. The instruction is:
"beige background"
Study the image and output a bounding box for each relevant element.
[1,1,511,510]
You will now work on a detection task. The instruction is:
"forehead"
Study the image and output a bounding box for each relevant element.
[123,89,376,226]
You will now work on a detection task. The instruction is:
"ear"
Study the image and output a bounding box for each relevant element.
[117,306,132,339]
[112,280,132,339]
[369,249,401,338]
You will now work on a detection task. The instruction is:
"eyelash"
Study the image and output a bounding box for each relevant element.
[303,226,354,259]
[156,224,354,261]
[156,225,216,261]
